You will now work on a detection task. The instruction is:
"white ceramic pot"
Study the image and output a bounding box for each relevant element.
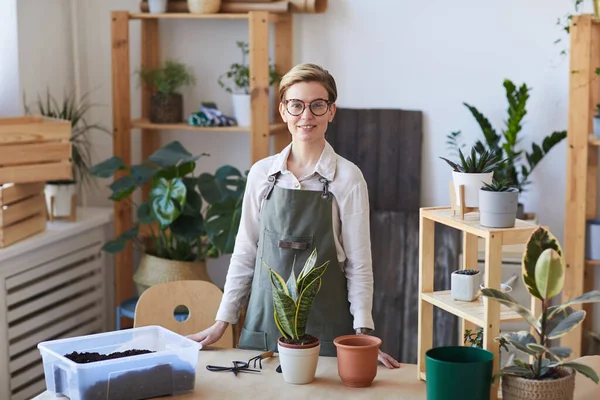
[277,340,320,384]
[232,94,251,127]
[479,188,519,228]
[45,182,76,218]
[594,116,600,138]
[452,171,493,208]
[148,0,168,13]
[451,270,480,302]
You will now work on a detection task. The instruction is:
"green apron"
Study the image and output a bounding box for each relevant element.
[237,172,354,356]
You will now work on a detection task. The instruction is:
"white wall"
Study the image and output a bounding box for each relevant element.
[0,0,21,117]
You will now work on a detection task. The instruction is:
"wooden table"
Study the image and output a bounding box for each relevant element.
[32,350,600,400]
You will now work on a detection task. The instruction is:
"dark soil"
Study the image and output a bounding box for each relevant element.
[65,349,154,364]
[279,334,319,346]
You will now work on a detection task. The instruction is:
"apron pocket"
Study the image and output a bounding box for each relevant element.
[237,327,268,351]
[258,229,313,289]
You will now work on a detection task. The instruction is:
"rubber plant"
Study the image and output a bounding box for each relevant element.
[89,140,246,261]
[480,226,600,384]
[265,248,328,345]
[445,79,566,193]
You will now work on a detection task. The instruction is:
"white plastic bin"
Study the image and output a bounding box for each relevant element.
[37,325,202,400]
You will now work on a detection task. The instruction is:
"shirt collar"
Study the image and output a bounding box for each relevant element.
[268,141,337,181]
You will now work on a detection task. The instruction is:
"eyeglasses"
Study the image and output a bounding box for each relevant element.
[283,98,332,116]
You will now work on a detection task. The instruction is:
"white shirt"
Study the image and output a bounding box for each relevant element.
[216,141,375,330]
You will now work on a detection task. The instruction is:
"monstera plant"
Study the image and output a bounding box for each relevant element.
[265,248,328,384]
[480,226,600,399]
[90,141,246,262]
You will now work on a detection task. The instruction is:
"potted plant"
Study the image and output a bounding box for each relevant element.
[138,60,196,123]
[479,179,519,228]
[24,89,110,219]
[440,147,504,208]
[217,41,281,127]
[147,0,168,13]
[265,248,328,385]
[450,269,480,301]
[594,104,600,138]
[89,140,246,295]
[445,79,567,218]
[480,226,600,400]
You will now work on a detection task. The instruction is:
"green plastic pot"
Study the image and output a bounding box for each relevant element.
[425,346,494,400]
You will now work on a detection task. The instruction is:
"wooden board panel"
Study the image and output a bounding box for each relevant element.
[0,183,45,206]
[0,162,72,185]
[371,211,460,364]
[0,194,46,227]
[273,12,293,153]
[326,108,423,212]
[0,116,70,144]
[0,213,46,248]
[0,142,71,166]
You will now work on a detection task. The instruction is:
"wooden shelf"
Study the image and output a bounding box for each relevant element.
[131,118,288,135]
[588,134,600,146]
[128,12,280,23]
[421,291,523,327]
[586,259,600,267]
[421,207,538,245]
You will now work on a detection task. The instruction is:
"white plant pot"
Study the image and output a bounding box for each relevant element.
[451,270,480,302]
[452,171,493,208]
[594,116,600,138]
[231,88,275,127]
[479,188,519,228]
[45,183,76,218]
[277,341,320,384]
[148,0,168,13]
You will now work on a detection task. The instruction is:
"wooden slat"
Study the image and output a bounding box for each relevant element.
[484,232,503,400]
[417,212,434,380]
[273,12,293,153]
[461,232,479,341]
[0,162,72,185]
[0,117,70,144]
[563,14,597,357]
[0,213,46,248]
[0,194,46,227]
[7,256,101,306]
[0,142,71,166]
[130,12,251,20]
[112,11,135,315]
[0,182,45,206]
[249,11,270,164]
[131,118,288,133]
[9,284,103,340]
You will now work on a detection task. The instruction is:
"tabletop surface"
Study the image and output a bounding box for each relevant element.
[33,349,600,400]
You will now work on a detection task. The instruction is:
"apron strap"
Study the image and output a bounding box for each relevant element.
[264,172,280,200]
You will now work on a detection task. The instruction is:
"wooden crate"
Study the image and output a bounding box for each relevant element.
[0,116,72,184]
[0,183,47,248]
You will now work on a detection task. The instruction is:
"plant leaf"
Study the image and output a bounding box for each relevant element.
[522,227,563,300]
[547,346,572,360]
[102,238,127,253]
[271,277,297,339]
[549,291,600,318]
[274,310,288,339]
[297,248,318,284]
[547,309,586,339]
[263,261,288,296]
[295,273,324,339]
[205,197,241,254]
[147,141,205,168]
[480,288,539,332]
[549,362,599,384]
[170,214,206,239]
[109,175,137,201]
[130,163,158,185]
[534,248,565,300]
[89,156,126,178]
[149,177,187,227]
[286,268,298,303]
[498,365,535,379]
[501,331,539,356]
[137,201,155,224]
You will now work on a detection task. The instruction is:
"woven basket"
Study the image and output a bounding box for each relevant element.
[133,253,210,296]
[187,0,221,13]
[501,370,575,400]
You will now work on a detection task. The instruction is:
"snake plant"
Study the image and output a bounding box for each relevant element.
[480,226,600,383]
[264,248,328,344]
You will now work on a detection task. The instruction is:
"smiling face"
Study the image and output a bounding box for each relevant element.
[279,81,336,145]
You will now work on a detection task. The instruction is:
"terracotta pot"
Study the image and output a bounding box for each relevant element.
[333,334,382,387]
[277,337,320,385]
[501,369,575,400]
[133,253,210,296]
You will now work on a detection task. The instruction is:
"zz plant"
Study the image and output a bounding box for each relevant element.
[480,226,600,383]
[265,249,328,344]
[89,141,246,262]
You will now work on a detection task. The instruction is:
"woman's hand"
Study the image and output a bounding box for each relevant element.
[187,320,229,347]
[378,349,401,369]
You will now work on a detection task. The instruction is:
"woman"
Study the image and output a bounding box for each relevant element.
[189,63,400,369]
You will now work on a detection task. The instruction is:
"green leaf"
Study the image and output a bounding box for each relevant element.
[498,365,535,379]
[549,291,600,318]
[286,267,298,303]
[480,288,539,332]
[501,331,539,356]
[522,227,563,300]
[271,280,297,339]
[149,177,187,227]
[137,201,155,224]
[274,310,288,339]
[182,177,203,216]
[263,261,288,296]
[131,163,158,185]
[534,248,565,300]
[147,141,205,168]
[297,261,329,295]
[198,166,245,204]
[89,156,127,178]
[463,103,501,151]
[170,214,206,239]
[295,273,324,338]
[102,237,127,253]
[547,309,586,339]
[109,175,137,201]
[550,362,599,384]
[205,197,241,254]
[297,248,318,284]
[547,346,572,360]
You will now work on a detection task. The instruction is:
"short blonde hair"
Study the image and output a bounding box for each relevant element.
[278,63,337,103]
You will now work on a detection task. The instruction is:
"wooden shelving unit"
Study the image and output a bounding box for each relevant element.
[110,10,294,320]
[563,14,600,357]
[417,207,538,400]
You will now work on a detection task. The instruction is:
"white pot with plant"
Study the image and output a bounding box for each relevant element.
[148,0,168,13]
[479,180,519,228]
[89,141,247,295]
[480,226,600,400]
[594,104,600,138]
[440,147,503,208]
[451,269,480,301]
[24,89,111,220]
[218,41,281,127]
[266,248,327,385]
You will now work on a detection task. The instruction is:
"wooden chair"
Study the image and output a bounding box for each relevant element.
[134,280,234,348]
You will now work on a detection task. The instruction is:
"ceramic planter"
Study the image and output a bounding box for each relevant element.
[333,335,382,387]
[148,0,168,13]
[501,369,575,400]
[45,182,77,218]
[586,219,600,260]
[277,338,320,384]
[451,270,480,302]
[231,89,274,127]
[188,0,221,14]
[425,346,494,400]
[149,93,183,123]
[594,116,600,138]
[452,171,493,208]
[479,188,519,228]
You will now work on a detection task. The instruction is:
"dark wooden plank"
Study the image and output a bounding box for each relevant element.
[370,211,460,364]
